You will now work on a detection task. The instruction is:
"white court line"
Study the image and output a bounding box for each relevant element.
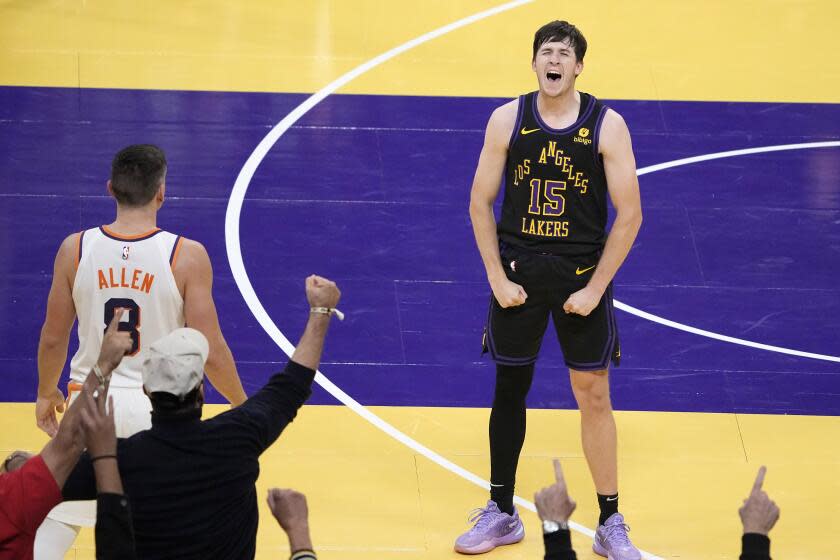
[636,141,840,176]
[617,140,840,363]
[225,1,665,557]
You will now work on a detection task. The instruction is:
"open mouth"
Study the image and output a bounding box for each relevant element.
[546,70,562,82]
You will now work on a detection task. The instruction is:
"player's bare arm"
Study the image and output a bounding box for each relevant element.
[36,233,80,436]
[469,100,528,309]
[174,239,247,406]
[563,109,642,316]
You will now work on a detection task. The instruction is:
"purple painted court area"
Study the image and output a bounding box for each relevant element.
[1,86,839,415]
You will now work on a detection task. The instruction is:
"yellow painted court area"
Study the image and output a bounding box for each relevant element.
[1,1,840,102]
[1,405,839,558]
[3,1,840,558]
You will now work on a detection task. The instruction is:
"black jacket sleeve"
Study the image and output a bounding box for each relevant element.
[61,452,96,500]
[740,533,771,560]
[211,360,316,454]
[544,529,577,560]
[95,493,137,560]
[62,439,130,500]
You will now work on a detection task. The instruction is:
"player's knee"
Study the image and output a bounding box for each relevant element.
[571,370,611,412]
[578,389,612,414]
[493,364,535,404]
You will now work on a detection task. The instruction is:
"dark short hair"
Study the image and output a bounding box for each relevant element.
[149,385,202,415]
[532,20,587,62]
[110,144,167,207]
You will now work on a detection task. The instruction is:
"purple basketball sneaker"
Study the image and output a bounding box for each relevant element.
[593,513,641,560]
[454,500,525,554]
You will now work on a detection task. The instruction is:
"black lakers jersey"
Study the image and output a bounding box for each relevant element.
[498,91,609,255]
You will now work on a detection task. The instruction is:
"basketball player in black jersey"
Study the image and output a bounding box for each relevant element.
[454,21,643,559]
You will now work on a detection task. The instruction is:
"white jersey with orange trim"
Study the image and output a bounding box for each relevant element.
[69,225,185,388]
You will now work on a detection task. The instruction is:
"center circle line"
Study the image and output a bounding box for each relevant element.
[617,140,840,363]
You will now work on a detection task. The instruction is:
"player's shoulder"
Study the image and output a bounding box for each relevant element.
[600,107,628,135]
[50,232,85,281]
[177,237,206,254]
[58,231,81,251]
[54,232,82,264]
[597,108,631,153]
[493,97,520,116]
[485,98,520,143]
[488,98,519,126]
[172,237,211,272]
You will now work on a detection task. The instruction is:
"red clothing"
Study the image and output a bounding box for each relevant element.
[0,455,62,560]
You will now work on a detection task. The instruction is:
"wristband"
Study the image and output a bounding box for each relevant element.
[542,519,569,533]
[92,364,106,386]
[91,364,111,399]
[290,550,317,560]
[91,454,118,463]
[310,307,345,321]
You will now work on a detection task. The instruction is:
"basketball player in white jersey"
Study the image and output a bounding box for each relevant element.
[34,144,248,558]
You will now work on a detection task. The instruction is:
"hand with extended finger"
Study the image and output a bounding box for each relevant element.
[50,351,119,451]
[562,286,602,316]
[739,466,780,535]
[79,392,117,458]
[305,275,341,309]
[534,458,577,523]
[56,312,126,453]
[80,389,124,495]
[36,312,127,439]
[96,309,134,375]
[491,277,528,308]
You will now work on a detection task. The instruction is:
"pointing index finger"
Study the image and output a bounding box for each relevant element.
[552,458,567,488]
[752,466,767,494]
[106,308,123,332]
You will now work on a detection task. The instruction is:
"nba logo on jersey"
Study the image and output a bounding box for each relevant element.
[122,246,130,260]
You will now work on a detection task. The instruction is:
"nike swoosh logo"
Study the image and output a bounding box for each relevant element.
[520,127,540,135]
[606,496,618,501]
[575,265,596,275]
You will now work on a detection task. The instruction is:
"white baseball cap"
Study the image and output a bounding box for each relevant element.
[142,328,209,397]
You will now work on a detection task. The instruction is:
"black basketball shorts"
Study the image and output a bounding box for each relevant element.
[482,243,620,371]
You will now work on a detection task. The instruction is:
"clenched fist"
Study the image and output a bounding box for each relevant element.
[305,275,341,309]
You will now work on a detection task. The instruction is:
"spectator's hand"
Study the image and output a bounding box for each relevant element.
[2,450,33,473]
[79,390,117,458]
[305,275,341,309]
[534,458,576,523]
[97,309,134,375]
[36,388,65,437]
[53,311,125,450]
[267,488,309,532]
[739,466,780,535]
[267,488,313,552]
[36,314,122,438]
[51,358,113,450]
